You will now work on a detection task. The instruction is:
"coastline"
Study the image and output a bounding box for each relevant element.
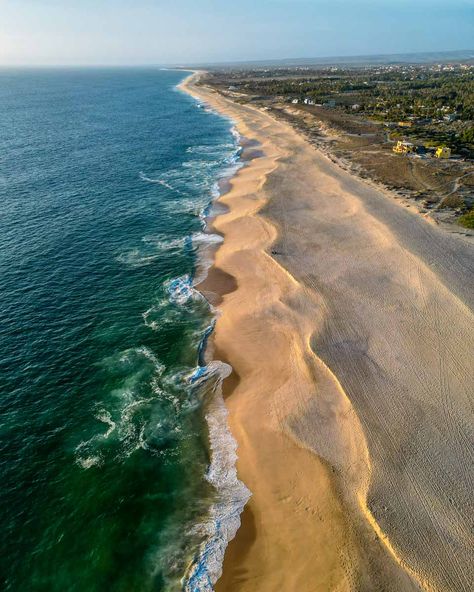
[180,72,474,591]
[174,84,251,591]
[179,72,418,590]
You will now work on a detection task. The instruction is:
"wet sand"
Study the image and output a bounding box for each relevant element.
[181,73,474,592]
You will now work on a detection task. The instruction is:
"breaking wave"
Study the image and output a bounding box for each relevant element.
[178,110,249,592]
[116,231,223,271]
[184,362,251,591]
[84,89,247,590]
[139,171,188,196]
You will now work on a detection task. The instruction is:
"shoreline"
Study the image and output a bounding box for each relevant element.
[176,80,251,591]
[180,72,474,591]
[179,72,419,590]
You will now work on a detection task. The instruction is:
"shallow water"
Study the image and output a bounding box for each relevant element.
[0,68,246,591]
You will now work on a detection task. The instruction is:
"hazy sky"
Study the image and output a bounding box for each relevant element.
[1,0,473,66]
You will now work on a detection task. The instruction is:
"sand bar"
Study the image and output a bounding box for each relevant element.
[181,72,474,592]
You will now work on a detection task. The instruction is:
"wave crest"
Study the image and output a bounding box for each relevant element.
[184,361,251,591]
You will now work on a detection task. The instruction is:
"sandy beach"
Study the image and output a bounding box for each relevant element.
[181,72,474,592]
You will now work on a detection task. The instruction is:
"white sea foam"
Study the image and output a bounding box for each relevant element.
[186,143,235,155]
[142,306,161,331]
[142,302,182,331]
[116,236,185,268]
[135,346,166,374]
[191,233,224,286]
[139,171,187,196]
[192,232,223,247]
[117,397,152,454]
[95,410,116,439]
[116,248,162,268]
[231,126,240,143]
[77,455,102,469]
[179,107,250,591]
[166,198,205,216]
[182,159,222,171]
[142,235,186,251]
[183,361,251,591]
[75,346,168,467]
[164,275,198,305]
[138,96,247,588]
[75,438,104,470]
[191,100,215,115]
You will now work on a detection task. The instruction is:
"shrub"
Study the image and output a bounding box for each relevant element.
[460,127,474,145]
[458,208,474,229]
[439,195,464,209]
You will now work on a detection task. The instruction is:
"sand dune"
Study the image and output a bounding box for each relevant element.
[181,73,474,592]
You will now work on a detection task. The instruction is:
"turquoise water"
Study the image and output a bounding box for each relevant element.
[0,69,247,591]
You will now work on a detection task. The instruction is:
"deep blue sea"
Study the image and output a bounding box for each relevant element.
[0,68,248,591]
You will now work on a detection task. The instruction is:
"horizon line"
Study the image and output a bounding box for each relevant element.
[1,47,473,70]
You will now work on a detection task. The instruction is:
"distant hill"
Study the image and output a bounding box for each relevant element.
[184,49,474,70]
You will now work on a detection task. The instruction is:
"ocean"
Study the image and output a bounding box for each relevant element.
[0,68,249,591]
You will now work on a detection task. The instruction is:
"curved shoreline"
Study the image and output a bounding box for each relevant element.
[180,72,419,591]
[180,72,474,592]
[171,89,251,590]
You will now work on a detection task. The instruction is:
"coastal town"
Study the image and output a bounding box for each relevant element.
[205,62,474,230]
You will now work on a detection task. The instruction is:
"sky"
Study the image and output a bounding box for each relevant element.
[0,0,473,66]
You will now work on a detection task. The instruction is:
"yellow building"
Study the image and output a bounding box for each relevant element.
[435,146,451,159]
[393,140,415,154]
[398,121,414,128]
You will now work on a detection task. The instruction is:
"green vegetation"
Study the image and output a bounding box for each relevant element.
[211,63,474,225]
[219,65,474,119]
[213,64,474,157]
[460,126,474,145]
[457,208,474,228]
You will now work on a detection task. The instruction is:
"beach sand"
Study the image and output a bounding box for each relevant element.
[181,73,474,592]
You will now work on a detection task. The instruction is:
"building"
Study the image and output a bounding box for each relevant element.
[393,140,415,155]
[435,146,451,159]
[398,121,414,128]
